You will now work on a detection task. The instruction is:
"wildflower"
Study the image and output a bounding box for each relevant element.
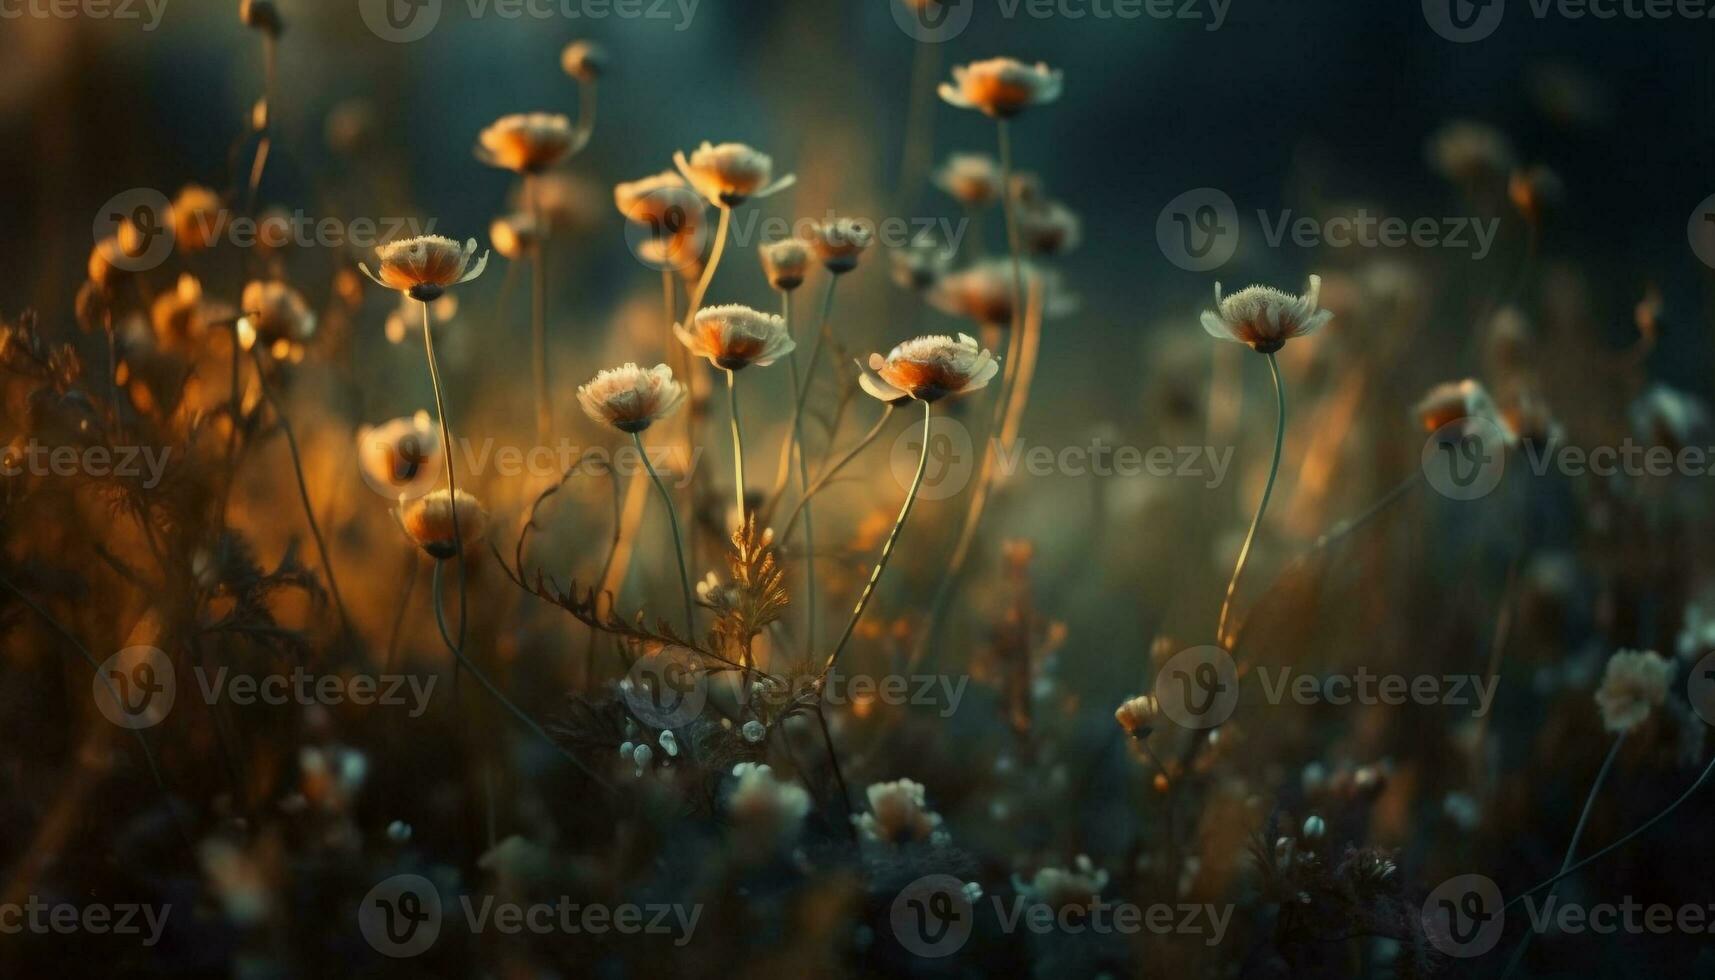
[1499,390,1562,447]
[238,280,316,349]
[577,363,686,433]
[1017,199,1081,256]
[561,39,606,82]
[1012,856,1109,909]
[932,153,1003,208]
[928,258,1070,326]
[1114,694,1158,737]
[476,113,578,174]
[853,778,943,844]
[239,0,281,35]
[1415,379,1514,443]
[804,218,874,274]
[517,171,601,233]
[358,413,443,500]
[675,304,795,370]
[398,489,489,560]
[857,333,999,404]
[489,212,539,261]
[359,236,489,302]
[1630,384,1710,451]
[1428,120,1515,183]
[673,141,795,207]
[726,763,811,841]
[1200,276,1333,354]
[938,58,1063,118]
[1594,649,1672,733]
[759,239,811,291]
[891,234,954,292]
[169,184,226,253]
[614,170,705,232]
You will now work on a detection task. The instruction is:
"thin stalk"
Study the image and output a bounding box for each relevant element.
[1502,733,1626,977]
[779,404,895,542]
[822,400,932,676]
[997,117,1026,338]
[685,205,732,324]
[1215,352,1285,648]
[780,289,817,654]
[815,704,857,839]
[420,303,466,654]
[529,173,551,441]
[385,550,418,671]
[634,432,694,636]
[771,276,838,505]
[726,369,747,522]
[431,562,612,792]
[249,347,350,633]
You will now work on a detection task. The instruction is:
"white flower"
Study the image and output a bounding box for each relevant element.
[476,112,579,173]
[726,763,811,842]
[938,58,1063,118]
[857,333,1000,404]
[1012,855,1108,910]
[397,489,489,561]
[672,141,796,207]
[932,153,1003,208]
[852,778,943,844]
[577,363,686,433]
[1200,275,1333,354]
[360,236,489,302]
[1414,379,1516,445]
[1630,384,1710,451]
[1594,649,1672,733]
[675,304,795,370]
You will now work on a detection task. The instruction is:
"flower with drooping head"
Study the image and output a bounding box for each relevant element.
[891,234,954,292]
[759,238,811,291]
[938,58,1063,118]
[804,217,874,274]
[170,184,226,253]
[1200,276,1333,354]
[561,40,606,82]
[853,778,943,844]
[614,171,705,232]
[1018,199,1081,256]
[1414,379,1515,445]
[857,333,1000,404]
[476,113,578,174]
[398,489,488,561]
[360,236,490,302]
[577,363,686,434]
[489,212,539,261]
[933,153,1003,208]
[1594,649,1672,733]
[673,141,796,207]
[675,304,795,370]
[239,280,316,349]
[358,412,443,501]
[1114,694,1159,737]
[726,763,811,844]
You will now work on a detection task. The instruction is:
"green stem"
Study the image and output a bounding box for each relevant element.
[420,302,466,655]
[1502,732,1626,976]
[249,347,350,633]
[726,369,746,523]
[823,400,932,676]
[1215,352,1285,648]
[634,432,694,637]
[431,562,612,791]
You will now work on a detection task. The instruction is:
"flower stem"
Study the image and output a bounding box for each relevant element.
[823,400,933,676]
[1216,352,1285,648]
[779,404,895,542]
[726,368,746,523]
[1502,732,1626,976]
[529,173,551,442]
[780,289,817,655]
[634,432,695,637]
[685,204,732,324]
[420,302,466,656]
[431,562,612,792]
[248,347,350,633]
